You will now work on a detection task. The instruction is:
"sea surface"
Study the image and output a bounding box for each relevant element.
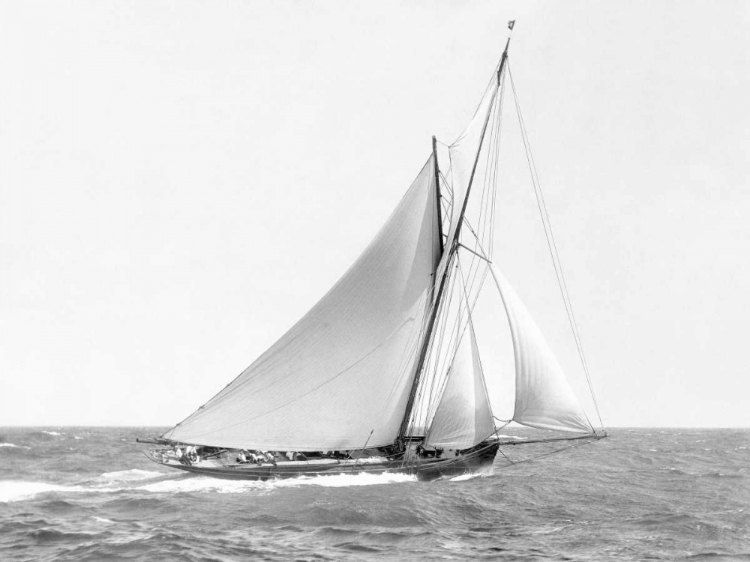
[0,428,747,561]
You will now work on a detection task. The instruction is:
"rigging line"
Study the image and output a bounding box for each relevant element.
[479,99,498,250]
[472,64,504,258]
[423,257,478,437]
[421,266,463,428]
[475,77,497,256]
[475,94,497,249]
[411,259,460,433]
[487,70,505,258]
[410,267,450,415]
[457,257,497,426]
[439,171,454,198]
[424,261,475,427]
[482,72,505,253]
[432,257,484,417]
[507,63,604,429]
[456,224,492,313]
[497,446,514,465]
[458,242,491,263]
[498,433,602,446]
[416,156,492,432]
[509,77,600,431]
[459,83,503,302]
[449,60,503,148]
[458,254,491,337]
[494,438,598,470]
[508,80,599,431]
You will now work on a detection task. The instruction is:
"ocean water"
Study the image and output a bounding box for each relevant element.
[0,428,747,561]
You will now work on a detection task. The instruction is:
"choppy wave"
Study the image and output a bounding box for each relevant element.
[139,471,416,494]
[98,469,165,483]
[0,427,747,561]
[449,472,483,482]
[0,481,107,503]
[0,471,417,504]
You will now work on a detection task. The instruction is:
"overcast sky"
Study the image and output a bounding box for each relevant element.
[1,1,748,428]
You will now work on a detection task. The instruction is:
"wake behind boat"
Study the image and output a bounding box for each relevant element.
[139,22,606,481]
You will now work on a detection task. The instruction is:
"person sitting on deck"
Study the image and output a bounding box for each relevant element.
[263,451,277,465]
[248,452,265,464]
[186,445,199,464]
[236,450,247,463]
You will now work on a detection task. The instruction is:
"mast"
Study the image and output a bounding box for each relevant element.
[432,136,444,252]
[396,35,512,450]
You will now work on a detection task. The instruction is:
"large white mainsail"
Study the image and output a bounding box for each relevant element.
[424,318,495,450]
[490,264,592,433]
[163,157,442,451]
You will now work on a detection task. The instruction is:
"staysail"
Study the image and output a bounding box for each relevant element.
[424,318,495,449]
[490,264,592,433]
[163,157,442,451]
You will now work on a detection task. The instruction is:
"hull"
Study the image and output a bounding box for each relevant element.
[145,443,499,482]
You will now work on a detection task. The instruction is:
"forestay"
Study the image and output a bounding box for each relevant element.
[163,157,442,451]
[490,264,593,433]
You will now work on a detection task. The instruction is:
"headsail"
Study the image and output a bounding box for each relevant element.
[490,264,592,433]
[424,318,495,449]
[163,157,442,451]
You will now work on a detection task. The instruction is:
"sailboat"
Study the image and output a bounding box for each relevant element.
[139,24,606,481]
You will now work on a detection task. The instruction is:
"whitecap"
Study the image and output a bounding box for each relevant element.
[449,473,481,482]
[0,443,30,449]
[0,481,123,502]
[137,477,264,495]
[99,469,164,483]
[137,471,416,495]
[275,472,416,488]
[41,431,63,436]
[0,481,84,503]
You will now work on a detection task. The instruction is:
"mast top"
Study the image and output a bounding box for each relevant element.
[499,21,514,84]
